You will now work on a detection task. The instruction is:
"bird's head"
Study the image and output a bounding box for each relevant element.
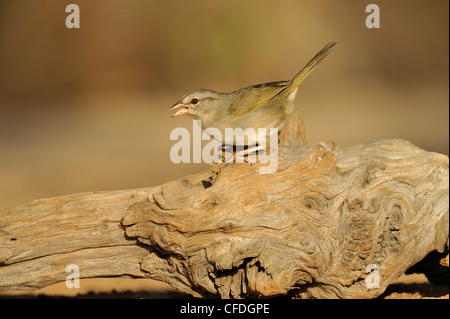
[170,89,221,120]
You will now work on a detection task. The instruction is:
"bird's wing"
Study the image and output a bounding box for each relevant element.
[281,42,337,97]
[227,81,290,120]
[228,42,337,120]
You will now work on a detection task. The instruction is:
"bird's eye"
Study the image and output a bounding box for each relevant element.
[191,98,199,105]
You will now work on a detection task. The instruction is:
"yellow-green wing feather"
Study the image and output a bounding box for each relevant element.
[228,81,289,119]
[227,42,337,120]
[281,41,337,97]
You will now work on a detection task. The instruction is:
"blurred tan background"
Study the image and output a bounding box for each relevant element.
[0,0,448,296]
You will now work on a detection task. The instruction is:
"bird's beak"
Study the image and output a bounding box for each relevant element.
[170,101,190,117]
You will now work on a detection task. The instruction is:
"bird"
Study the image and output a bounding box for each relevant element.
[171,42,337,160]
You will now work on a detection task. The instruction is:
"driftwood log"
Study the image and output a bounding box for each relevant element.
[0,111,448,298]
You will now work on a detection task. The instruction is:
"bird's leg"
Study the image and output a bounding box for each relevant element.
[219,144,234,163]
[219,144,266,164]
[234,144,266,164]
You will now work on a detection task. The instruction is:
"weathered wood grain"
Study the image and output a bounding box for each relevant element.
[0,189,152,290]
[0,111,448,298]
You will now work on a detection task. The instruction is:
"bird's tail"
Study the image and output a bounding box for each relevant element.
[281,42,337,97]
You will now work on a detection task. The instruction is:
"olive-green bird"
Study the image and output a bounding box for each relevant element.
[171,42,337,151]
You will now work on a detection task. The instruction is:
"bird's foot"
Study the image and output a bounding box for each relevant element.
[220,145,265,165]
